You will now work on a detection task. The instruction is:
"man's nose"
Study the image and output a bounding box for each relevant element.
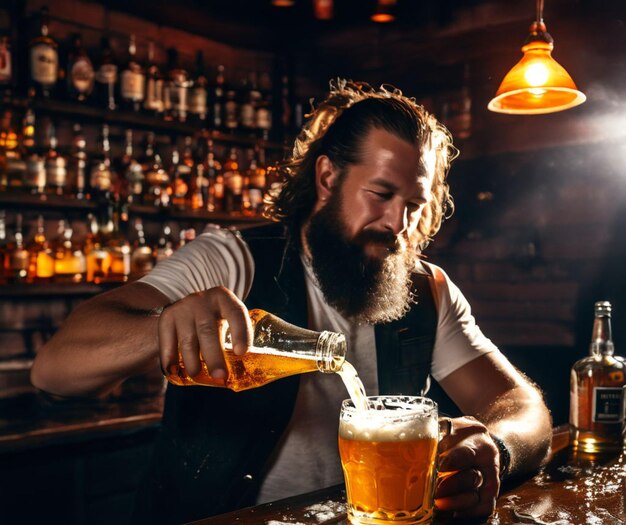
[383,200,408,236]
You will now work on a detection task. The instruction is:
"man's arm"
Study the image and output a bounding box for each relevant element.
[435,352,552,517]
[30,282,169,398]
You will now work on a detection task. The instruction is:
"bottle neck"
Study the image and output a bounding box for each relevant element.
[590,315,614,356]
[315,331,346,373]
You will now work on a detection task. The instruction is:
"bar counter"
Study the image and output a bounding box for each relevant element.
[191,425,626,525]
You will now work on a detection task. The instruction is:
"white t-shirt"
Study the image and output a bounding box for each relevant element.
[140,225,498,503]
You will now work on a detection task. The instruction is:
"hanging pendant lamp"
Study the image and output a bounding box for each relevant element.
[488,0,585,115]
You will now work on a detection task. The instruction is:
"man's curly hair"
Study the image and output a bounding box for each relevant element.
[264,79,458,249]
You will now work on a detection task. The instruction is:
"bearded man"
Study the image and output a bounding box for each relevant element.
[31,80,552,525]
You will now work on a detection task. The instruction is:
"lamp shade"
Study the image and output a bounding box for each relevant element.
[488,40,586,114]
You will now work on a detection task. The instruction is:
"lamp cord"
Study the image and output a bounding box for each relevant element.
[536,0,544,23]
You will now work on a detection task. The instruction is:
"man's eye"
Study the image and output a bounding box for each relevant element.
[370,191,392,200]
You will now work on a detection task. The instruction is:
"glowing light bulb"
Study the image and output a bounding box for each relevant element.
[525,62,549,87]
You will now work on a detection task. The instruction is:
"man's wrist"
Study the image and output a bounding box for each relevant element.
[489,433,511,479]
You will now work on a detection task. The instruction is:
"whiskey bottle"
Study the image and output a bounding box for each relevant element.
[44,122,67,195]
[27,215,54,282]
[189,163,205,211]
[223,147,242,213]
[120,129,144,205]
[204,139,223,212]
[29,7,58,98]
[224,87,239,133]
[188,51,208,123]
[66,33,94,102]
[169,146,187,210]
[89,124,115,202]
[94,36,118,111]
[242,146,266,216]
[210,65,225,130]
[84,213,110,284]
[4,213,29,283]
[22,100,45,195]
[104,200,130,282]
[68,123,87,199]
[53,220,86,283]
[130,217,154,280]
[165,308,347,391]
[142,132,169,207]
[570,301,626,452]
[144,41,164,118]
[0,109,24,190]
[119,34,145,112]
[163,48,190,123]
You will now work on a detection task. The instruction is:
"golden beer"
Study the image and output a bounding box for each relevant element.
[165,309,346,391]
[339,396,440,525]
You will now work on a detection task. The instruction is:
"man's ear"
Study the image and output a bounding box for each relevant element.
[315,155,339,202]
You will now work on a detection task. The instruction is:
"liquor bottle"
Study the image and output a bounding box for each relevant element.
[165,308,347,391]
[104,200,130,282]
[142,132,169,207]
[68,123,87,199]
[154,222,174,263]
[53,220,86,283]
[22,98,45,195]
[144,41,164,118]
[120,129,144,204]
[66,33,94,102]
[27,215,54,282]
[84,213,109,283]
[169,146,187,210]
[94,36,118,111]
[242,147,266,216]
[29,7,58,98]
[210,65,225,130]
[239,73,256,134]
[130,217,154,280]
[163,48,190,123]
[204,139,223,212]
[188,51,208,123]
[223,147,242,213]
[89,123,115,202]
[255,84,273,141]
[189,163,205,211]
[119,34,145,112]
[570,301,626,453]
[0,35,13,98]
[44,122,67,195]
[0,109,24,190]
[4,213,29,283]
[224,86,239,133]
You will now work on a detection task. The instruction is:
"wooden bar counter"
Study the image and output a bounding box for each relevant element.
[190,425,626,525]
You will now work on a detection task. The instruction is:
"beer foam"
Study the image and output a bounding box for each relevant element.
[339,410,438,442]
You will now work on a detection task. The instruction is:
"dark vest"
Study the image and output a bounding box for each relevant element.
[133,223,439,525]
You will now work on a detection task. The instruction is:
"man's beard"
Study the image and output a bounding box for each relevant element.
[305,190,418,324]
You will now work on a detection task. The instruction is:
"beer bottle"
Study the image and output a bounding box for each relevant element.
[165,309,347,392]
[570,301,626,452]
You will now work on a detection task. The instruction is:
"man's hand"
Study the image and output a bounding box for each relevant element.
[435,416,501,518]
[158,286,253,380]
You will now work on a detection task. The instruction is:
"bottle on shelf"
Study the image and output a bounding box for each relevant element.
[154,222,174,263]
[163,48,190,123]
[84,212,110,284]
[239,72,257,134]
[142,132,170,207]
[68,123,87,199]
[204,138,223,213]
[570,300,626,453]
[130,217,154,280]
[53,219,86,283]
[189,162,205,211]
[4,213,29,283]
[120,129,144,205]
[94,36,118,111]
[165,308,346,391]
[89,123,115,202]
[104,199,131,282]
[26,215,54,283]
[0,109,25,190]
[255,75,273,141]
[29,6,59,98]
[223,146,243,213]
[144,41,164,118]
[66,33,95,102]
[210,64,225,131]
[242,146,266,216]
[224,85,239,134]
[169,145,187,210]
[189,50,208,123]
[119,34,145,112]
[22,96,45,195]
[0,35,13,99]
[44,122,67,195]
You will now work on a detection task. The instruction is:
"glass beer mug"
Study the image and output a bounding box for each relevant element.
[339,396,451,525]
[165,308,347,391]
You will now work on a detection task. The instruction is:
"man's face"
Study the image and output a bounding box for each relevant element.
[306,128,436,324]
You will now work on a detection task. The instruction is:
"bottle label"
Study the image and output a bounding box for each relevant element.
[46,157,68,187]
[25,155,46,190]
[256,107,272,130]
[145,78,164,111]
[169,83,188,115]
[240,103,255,129]
[592,387,624,423]
[30,44,58,86]
[96,63,118,85]
[0,43,11,83]
[121,70,145,101]
[70,57,95,94]
[189,87,207,115]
